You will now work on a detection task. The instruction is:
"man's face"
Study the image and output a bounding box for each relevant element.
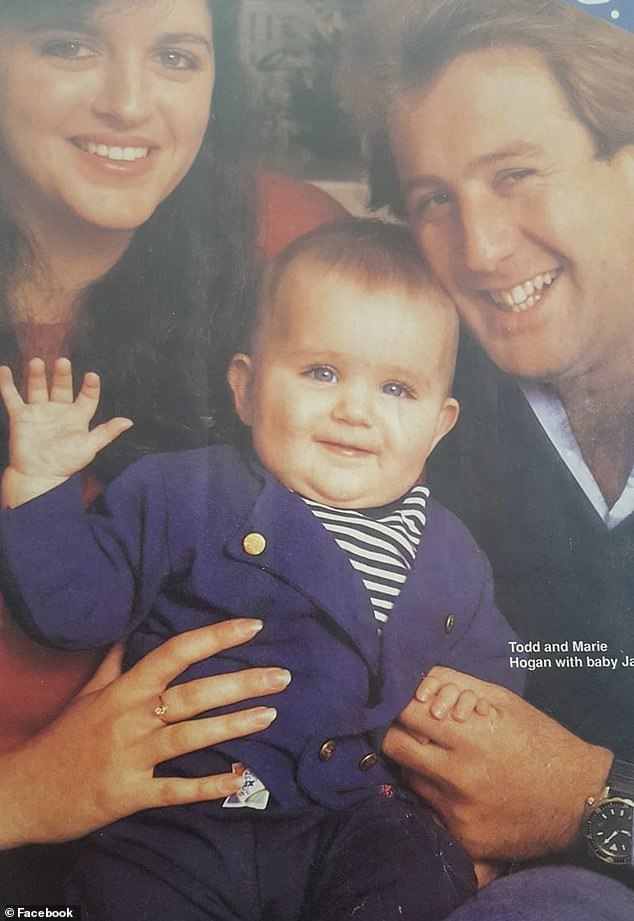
[389,47,634,385]
[228,263,458,508]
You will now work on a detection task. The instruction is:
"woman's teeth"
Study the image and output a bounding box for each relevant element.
[78,140,149,161]
[489,270,559,312]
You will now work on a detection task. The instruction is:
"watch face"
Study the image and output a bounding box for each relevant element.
[586,797,634,865]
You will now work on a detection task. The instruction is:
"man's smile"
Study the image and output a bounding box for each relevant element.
[484,268,562,312]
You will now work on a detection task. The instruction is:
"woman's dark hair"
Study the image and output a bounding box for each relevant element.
[0,0,257,479]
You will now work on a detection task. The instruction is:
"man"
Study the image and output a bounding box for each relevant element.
[341,0,634,917]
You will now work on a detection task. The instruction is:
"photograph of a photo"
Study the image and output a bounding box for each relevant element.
[0,1,633,917]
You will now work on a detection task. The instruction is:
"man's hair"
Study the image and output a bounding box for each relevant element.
[339,0,634,215]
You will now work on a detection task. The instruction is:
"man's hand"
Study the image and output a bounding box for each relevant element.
[0,357,132,507]
[384,666,613,862]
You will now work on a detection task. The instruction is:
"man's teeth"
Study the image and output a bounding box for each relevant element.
[80,141,149,161]
[489,270,558,312]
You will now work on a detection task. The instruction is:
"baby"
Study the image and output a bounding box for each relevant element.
[0,220,521,921]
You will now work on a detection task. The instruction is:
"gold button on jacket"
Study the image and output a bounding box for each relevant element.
[243,532,267,556]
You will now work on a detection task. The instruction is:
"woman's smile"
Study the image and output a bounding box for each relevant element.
[73,137,152,162]
[69,134,156,180]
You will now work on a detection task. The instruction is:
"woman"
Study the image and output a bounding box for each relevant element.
[0,0,341,898]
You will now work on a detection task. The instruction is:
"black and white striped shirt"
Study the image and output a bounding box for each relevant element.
[303,485,428,628]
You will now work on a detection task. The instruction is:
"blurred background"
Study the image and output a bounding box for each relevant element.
[237,0,371,213]
[238,2,362,183]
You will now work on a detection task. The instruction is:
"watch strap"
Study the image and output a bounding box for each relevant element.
[608,759,634,799]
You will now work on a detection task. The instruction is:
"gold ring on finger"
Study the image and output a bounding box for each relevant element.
[153,694,170,724]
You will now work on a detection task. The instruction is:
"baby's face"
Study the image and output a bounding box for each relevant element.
[228,264,458,508]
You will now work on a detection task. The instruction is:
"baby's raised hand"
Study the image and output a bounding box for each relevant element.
[415,668,492,722]
[0,357,132,507]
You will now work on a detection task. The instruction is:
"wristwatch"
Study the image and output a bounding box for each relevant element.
[585,759,634,866]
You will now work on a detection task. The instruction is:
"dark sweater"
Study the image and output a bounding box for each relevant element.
[429,336,634,761]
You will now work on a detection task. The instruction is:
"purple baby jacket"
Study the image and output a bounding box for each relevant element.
[0,445,522,815]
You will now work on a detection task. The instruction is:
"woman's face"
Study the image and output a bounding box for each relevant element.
[0,0,214,236]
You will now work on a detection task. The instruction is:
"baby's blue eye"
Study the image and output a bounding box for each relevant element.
[382,382,410,398]
[308,366,337,384]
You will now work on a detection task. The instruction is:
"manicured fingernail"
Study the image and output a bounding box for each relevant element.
[251,707,277,728]
[268,669,292,689]
[235,619,264,637]
[416,688,431,702]
[431,705,446,719]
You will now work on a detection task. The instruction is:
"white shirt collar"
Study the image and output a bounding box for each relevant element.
[520,381,634,530]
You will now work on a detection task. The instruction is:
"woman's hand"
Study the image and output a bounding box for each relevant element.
[383,666,613,862]
[1,619,290,849]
